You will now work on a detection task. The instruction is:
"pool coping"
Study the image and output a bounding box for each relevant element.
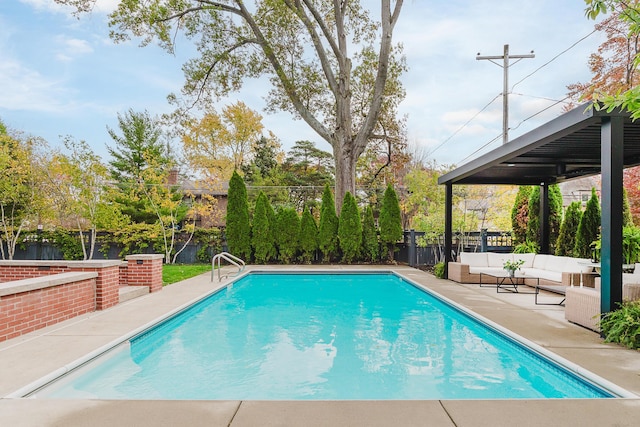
[2,265,640,426]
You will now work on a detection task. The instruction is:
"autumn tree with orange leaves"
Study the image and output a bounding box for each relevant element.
[566,10,640,109]
[571,3,640,222]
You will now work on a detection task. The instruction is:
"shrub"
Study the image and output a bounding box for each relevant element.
[275,207,300,263]
[252,191,276,263]
[362,205,379,262]
[226,170,251,260]
[526,186,540,246]
[299,206,318,263]
[379,184,402,261]
[338,192,362,263]
[433,261,445,278]
[318,184,339,262]
[575,187,601,258]
[600,301,640,349]
[555,201,582,257]
[548,184,563,252]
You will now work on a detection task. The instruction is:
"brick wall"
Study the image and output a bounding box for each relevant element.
[0,261,123,311]
[0,257,165,342]
[0,274,96,342]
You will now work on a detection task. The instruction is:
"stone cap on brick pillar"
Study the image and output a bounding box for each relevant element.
[125,254,165,262]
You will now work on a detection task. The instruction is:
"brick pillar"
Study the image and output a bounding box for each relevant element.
[126,254,165,293]
[93,265,120,310]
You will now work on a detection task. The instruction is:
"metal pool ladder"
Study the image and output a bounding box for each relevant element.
[211,252,246,282]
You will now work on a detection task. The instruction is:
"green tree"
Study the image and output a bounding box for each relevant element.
[575,187,602,258]
[0,128,49,260]
[57,0,406,212]
[107,109,172,224]
[226,171,251,260]
[299,206,318,264]
[379,184,403,261]
[511,186,531,245]
[526,186,541,246]
[242,135,284,186]
[183,101,265,181]
[556,202,583,257]
[275,207,300,264]
[251,191,276,264]
[549,184,564,252]
[338,192,362,263]
[47,137,124,260]
[362,205,379,262]
[318,184,339,262]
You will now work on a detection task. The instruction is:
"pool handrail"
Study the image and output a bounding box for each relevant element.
[211,252,246,282]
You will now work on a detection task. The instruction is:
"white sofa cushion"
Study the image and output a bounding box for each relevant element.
[544,255,568,273]
[513,253,535,268]
[459,252,488,267]
[524,268,562,283]
[532,254,552,270]
[487,252,512,267]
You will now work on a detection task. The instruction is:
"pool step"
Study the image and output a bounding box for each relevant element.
[119,286,149,303]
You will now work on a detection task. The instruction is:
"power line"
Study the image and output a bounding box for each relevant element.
[457,133,503,164]
[511,29,598,91]
[428,94,501,157]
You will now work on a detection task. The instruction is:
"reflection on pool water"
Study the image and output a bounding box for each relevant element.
[35,272,614,399]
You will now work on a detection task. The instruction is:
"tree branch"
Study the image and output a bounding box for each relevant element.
[234,1,332,142]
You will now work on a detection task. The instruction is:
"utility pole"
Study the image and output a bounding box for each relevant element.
[477,44,534,144]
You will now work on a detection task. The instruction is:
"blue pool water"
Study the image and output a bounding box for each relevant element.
[37,272,613,399]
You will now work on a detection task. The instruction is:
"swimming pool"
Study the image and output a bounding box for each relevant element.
[31,272,619,399]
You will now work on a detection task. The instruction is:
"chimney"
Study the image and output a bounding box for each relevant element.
[168,168,179,185]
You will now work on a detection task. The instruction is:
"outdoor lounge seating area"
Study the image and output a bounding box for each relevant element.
[448,252,594,287]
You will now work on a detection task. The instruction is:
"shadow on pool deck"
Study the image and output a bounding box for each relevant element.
[1,265,640,426]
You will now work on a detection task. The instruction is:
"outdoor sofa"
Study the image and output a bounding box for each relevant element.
[448,252,593,288]
[565,265,640,332]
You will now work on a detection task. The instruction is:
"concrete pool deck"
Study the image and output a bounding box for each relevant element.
[1,265,640,426]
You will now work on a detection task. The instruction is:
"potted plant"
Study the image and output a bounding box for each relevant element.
[503,259,525,277]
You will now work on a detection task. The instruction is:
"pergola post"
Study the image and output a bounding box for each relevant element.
[601,116,624,314]
[444,183,453,279]
[539,183,550,254]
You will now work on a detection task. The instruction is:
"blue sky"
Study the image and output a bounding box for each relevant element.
[1,1,605,166]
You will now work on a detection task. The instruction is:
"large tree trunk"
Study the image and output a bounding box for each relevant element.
[333,140,358,214]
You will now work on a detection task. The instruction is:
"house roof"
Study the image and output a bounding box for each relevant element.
[438,103,640,186]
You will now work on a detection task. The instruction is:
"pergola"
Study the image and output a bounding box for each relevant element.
[438,102,640,313]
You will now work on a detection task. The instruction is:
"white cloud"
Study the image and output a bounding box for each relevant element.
[0,59,64,112]
[53,36,94,62]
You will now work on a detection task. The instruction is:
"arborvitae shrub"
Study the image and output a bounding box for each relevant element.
[275,207,300,263]
[379,184,402,261]
[362,205,379,262]
[549,184,563,252]
[226,170,251,260]
[251,191,276,263]
[299,206,318,263]
[338,192,362,263]
[526,186,541,247]
[555,201,582,257]
[318,184,339,262]
[575,187,601,258]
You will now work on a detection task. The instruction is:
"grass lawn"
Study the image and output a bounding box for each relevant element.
[163,263,212,285]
